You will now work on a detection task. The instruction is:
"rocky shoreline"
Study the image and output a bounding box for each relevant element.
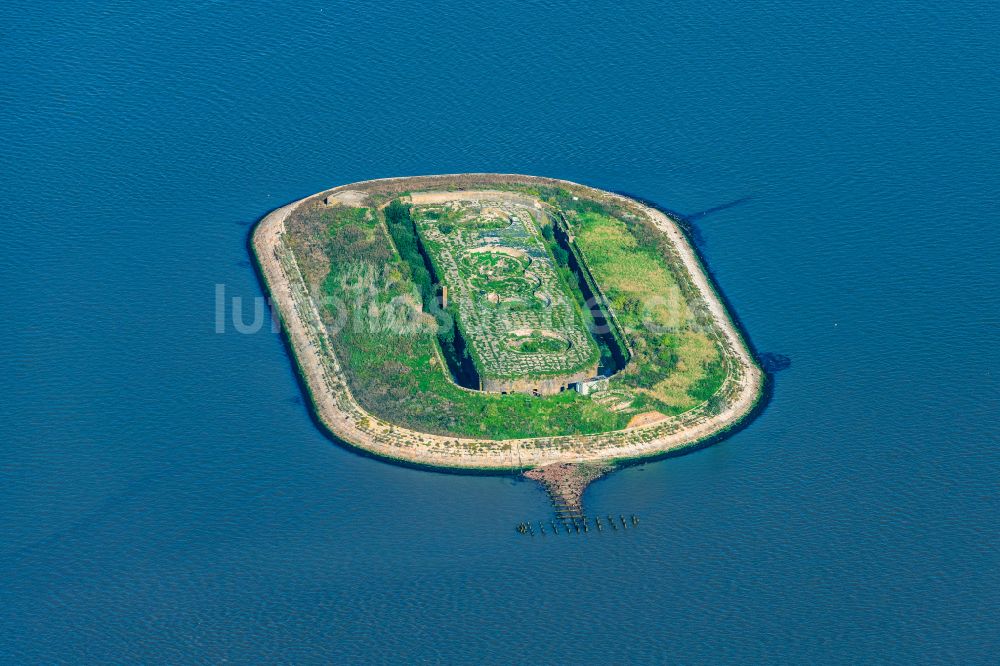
[524,462,612,516]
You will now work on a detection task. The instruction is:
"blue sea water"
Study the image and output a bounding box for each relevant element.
[2,0,998,662]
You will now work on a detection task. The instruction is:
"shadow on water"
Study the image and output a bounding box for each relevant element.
[686,196,754,222]
[759,352,791,373]
[616,192,753,250]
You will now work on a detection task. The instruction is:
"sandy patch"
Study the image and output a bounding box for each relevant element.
[325,190,368,206]
[626,411,668,429]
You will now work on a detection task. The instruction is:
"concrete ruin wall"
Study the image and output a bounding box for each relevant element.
[480,364,598,396]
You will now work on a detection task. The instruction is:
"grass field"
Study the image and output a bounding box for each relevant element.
[571,209,727,411]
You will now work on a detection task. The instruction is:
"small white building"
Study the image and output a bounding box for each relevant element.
[575,375,609,396]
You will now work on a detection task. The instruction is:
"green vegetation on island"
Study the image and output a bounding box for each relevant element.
[281,179,735,441]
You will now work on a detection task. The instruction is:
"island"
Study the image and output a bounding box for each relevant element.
[252,174,764,511]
